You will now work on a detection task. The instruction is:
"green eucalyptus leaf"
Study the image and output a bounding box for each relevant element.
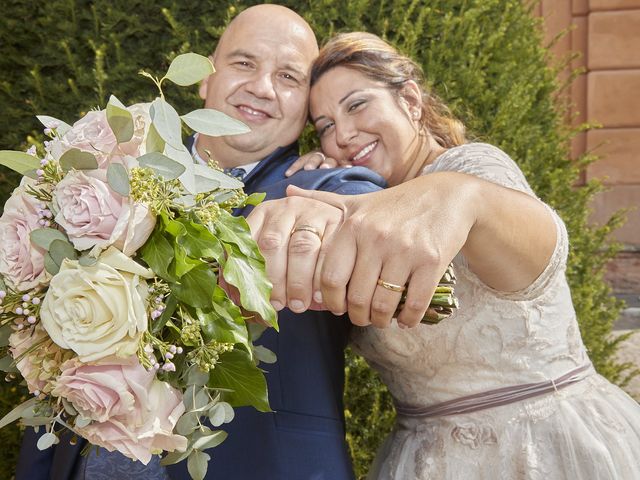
[175,411,200,436]
[36,432,60,450]
[0,397,38,429]
[44,252,60,275]
[59,148,98,171]
[194,163,244,191]
[0,355,17,373]
[30,228,67,251]
[191,430,227,451]
[78,255,98,267]
[138,152,186,180]
[164,53,214,87]
[36,115,72,136]
[181,109,250,137]
[208,349,271,412]
[21,416,56,427]
[187,366,210,387]
[163,143,197,194]
[107,163,130,196]
[248,322,268,342]
[207,403,230,427]
[161,447,193,466]
[150,98,182,149]
[140,229,175,281]
[106,95,134,143]
[146,123,165,154]
[0,325,12,348]
[49,239,78,264]
[171,264,217,308]
[253,345,277,365]
[187,449,211,480]
[0,150,40,174]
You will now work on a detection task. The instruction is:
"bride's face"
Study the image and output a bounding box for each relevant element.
[309,66,421,185]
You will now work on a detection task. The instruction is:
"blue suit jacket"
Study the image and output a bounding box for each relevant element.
[15,142,385,480]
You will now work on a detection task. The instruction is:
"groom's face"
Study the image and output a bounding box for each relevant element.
[199,9,318,159]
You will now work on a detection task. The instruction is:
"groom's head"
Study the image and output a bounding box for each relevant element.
[198,5,318,167]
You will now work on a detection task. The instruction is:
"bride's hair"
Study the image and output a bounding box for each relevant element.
[311,32,466,148]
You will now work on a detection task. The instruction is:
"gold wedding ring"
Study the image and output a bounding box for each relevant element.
[313,151,327,162]
[376,278,406,293]
[291,224,322,240]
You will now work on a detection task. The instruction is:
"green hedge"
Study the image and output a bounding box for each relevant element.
[0,1,632,478]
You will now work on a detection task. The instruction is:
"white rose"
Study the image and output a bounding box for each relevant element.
[40,247,153,362]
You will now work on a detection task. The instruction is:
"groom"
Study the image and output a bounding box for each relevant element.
[16,4,384,480]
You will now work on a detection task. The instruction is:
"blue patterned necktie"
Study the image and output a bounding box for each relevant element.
[223,167,246,180]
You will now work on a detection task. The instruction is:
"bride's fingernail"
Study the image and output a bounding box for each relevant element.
[289,299,305,312]
[271,300,284,311]
[313,291,323,304]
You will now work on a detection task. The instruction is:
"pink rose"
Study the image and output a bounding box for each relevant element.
[54,357,187,464]
[59,110,119,168]
[52,171,155,255]
[0,183,48,290]
[118,103,152,158]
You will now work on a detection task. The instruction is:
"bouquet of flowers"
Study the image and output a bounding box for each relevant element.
[0,53,277,479]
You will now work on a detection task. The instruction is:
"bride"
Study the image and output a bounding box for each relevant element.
[247,32,640,478]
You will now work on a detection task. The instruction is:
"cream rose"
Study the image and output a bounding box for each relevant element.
[39,247,153,362]
[56,356,187,464]
[0,183,49,290]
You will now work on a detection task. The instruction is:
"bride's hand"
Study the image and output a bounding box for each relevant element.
[285,150,342,177]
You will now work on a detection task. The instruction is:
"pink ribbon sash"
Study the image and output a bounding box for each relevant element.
[395,363,593,418]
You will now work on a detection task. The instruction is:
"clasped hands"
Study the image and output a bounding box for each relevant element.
[247,178,469,329]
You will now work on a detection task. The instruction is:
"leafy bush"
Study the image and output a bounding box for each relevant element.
[0,1,630,478]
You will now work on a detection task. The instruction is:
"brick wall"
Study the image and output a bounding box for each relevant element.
[533,0,640,304]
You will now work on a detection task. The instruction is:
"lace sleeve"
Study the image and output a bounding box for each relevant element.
[426,143,568,301]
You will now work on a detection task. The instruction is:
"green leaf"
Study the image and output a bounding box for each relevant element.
[187,366,210,387]
[171,264,217,308]
[197,304,248,346]
[0,325,12,348]
[222,245,277,329]
[0,150,40,174]
[161,447,193,467]
[30,228,67,251]
[164,53,214,87]
[0,397,37,429]
[191,430,227,451]
[187,449,211,480]
[208,402,234,426]
[36,432,60,450]
[107,163,130,196]
[78,255,98,267]
[138,152,186,180]
[208,349,271,412]
[36,115,72,136]
[44,252,60,275]
[150,98,182,148]
[0,355,17,373]
[173,243,200,278]
[175,411,200,436]
[106,95,134,143]
[140,229,175,281]
[254,345,277,365]
[244,192,266,206]
[145,123,165,154]
[49,239,78,263]
[181,109,250,137]
[178,220,224,260]
[194,163,244,191]
[59,148,98,171]
[215,210,261,259]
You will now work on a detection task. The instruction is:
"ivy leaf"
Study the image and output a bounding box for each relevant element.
[0,150,40,174]
[197,304,248,346]
[140,229,175,281]
[138,152,186,180]
[107,163,130,196]
[181,109,249,137]
[150,97,182,149]
[178,220,224,260]
[222,244,277,330]
[30,228,67,251]
[215,210,261,259]
[173,242,201,278]
[171,264,217,308]
[36,115,72,136]
[208,349,271,412]
[59,148,98,171]
[106,95,134,143]
[164,53,215,87]
[244,192,266,206]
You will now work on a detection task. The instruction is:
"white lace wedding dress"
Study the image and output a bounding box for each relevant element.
[351,143,640,479]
